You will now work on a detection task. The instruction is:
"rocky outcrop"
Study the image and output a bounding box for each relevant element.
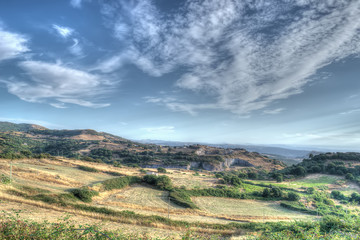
[186,158,254,171]
[143,164,188,169]
[224,158,254,168]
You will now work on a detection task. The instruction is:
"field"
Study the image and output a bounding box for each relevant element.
[0,158,357,239]
[253,174,359,192]
[192,197,316,222]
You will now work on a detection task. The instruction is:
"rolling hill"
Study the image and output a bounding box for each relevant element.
[0,121,284,171]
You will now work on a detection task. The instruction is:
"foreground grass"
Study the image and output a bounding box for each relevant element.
[0,211,222,240]
[2,210,360,240]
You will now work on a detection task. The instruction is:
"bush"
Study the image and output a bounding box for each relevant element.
[101,176,141,191]
[345,173,355,181]
[287,192,301,201]
[276,174,283,183]
[70,188,99,202]
[1,174,11,184]
[78,165,99,172]
[157,167,167,173]
[169,189,198,209]
[143,175,172,190]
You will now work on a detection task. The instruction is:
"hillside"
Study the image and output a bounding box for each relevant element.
[0,121,47,132]
[0,122,284,171]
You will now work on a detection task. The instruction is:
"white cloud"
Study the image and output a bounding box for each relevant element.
[93,53,129,73]
[0,28,28,61]
[70,0,82,8]
[263,108,285,115]
[2,61,113,108]
[340,108,360,115]
[69,38,83,56]
[102,0,360,115]
[52,24,73,38]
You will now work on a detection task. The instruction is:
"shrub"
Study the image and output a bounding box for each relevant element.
[77,165,99,172]
[1,174,11,184]
[101,176,141,191]
[169,189,198,209]
[287,192,301,201]
[345,173,355,181]
[143,175,172,190]
[157,167,167,173]
[276,174,283,183]
[70,188,99,202]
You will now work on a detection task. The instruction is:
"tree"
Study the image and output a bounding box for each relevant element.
[293,166,306,176]
[275,174,283,183]
[157,167,167,173]
[262,188,270,198]
[287,192,300,201]
[345,173,355,181]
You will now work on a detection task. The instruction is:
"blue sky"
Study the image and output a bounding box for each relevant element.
[1,0,360,151]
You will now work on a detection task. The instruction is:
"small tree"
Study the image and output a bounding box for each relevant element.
[262,188,270,198]
[157,167,167,173]
[276,174,283,183]
[345,173,355,181]
[287,192,300,201]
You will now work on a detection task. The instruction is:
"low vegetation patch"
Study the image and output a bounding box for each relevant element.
[101,176,141,191]
[77,165,99,172]
[70,187,99,203]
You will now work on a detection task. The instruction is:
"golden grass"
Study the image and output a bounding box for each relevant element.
[192,197,316,222]
[0,190,240,235]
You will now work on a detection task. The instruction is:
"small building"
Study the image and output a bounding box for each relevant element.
[146,171,158,176]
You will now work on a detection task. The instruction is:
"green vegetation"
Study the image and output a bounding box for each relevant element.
[78,166,99,173]
[254,215,360,239]
[157,167,166,173]
[70,188,99,203]
[169,189,198,209]
[280,152,360,183]
[1,174,11,184]
[142,175,172,190]
[100,176,141,191]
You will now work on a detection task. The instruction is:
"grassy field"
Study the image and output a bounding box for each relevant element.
[253,174,344,189]
[168,170,218,189]
[192,197,316,222]
[0,159,355,239]
[96,184,183,210]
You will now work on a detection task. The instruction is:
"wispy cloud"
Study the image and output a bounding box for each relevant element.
[52,24,73,38]
[69,38,83,57]
[263,108,285,115]
[1,61,113,108]
[70,0,90,9]
[70,0,82,8]
[0,27,28,61]
[101,0,360,115]
[52,25,84,57]
[340,108,360,115]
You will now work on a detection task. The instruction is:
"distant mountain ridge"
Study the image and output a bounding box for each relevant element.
[0,121,47,132]
[0,121,285,171]
[138,139,318,160]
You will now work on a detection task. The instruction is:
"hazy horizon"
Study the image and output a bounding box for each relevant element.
[1,1,360,150]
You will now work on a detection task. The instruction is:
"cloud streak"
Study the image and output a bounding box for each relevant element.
[52,24,73,38]
[2,61,113,108]
[0,27,28,61]
[101,0,360,115]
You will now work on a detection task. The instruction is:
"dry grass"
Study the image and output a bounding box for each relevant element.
[0,196,184,239]
[165,170,218,189]
[0,191,239,236]
[193,197,316,222]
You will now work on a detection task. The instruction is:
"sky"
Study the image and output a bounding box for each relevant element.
[0,0,360,151]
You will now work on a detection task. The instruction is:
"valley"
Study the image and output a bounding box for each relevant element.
[0,122,360,239]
